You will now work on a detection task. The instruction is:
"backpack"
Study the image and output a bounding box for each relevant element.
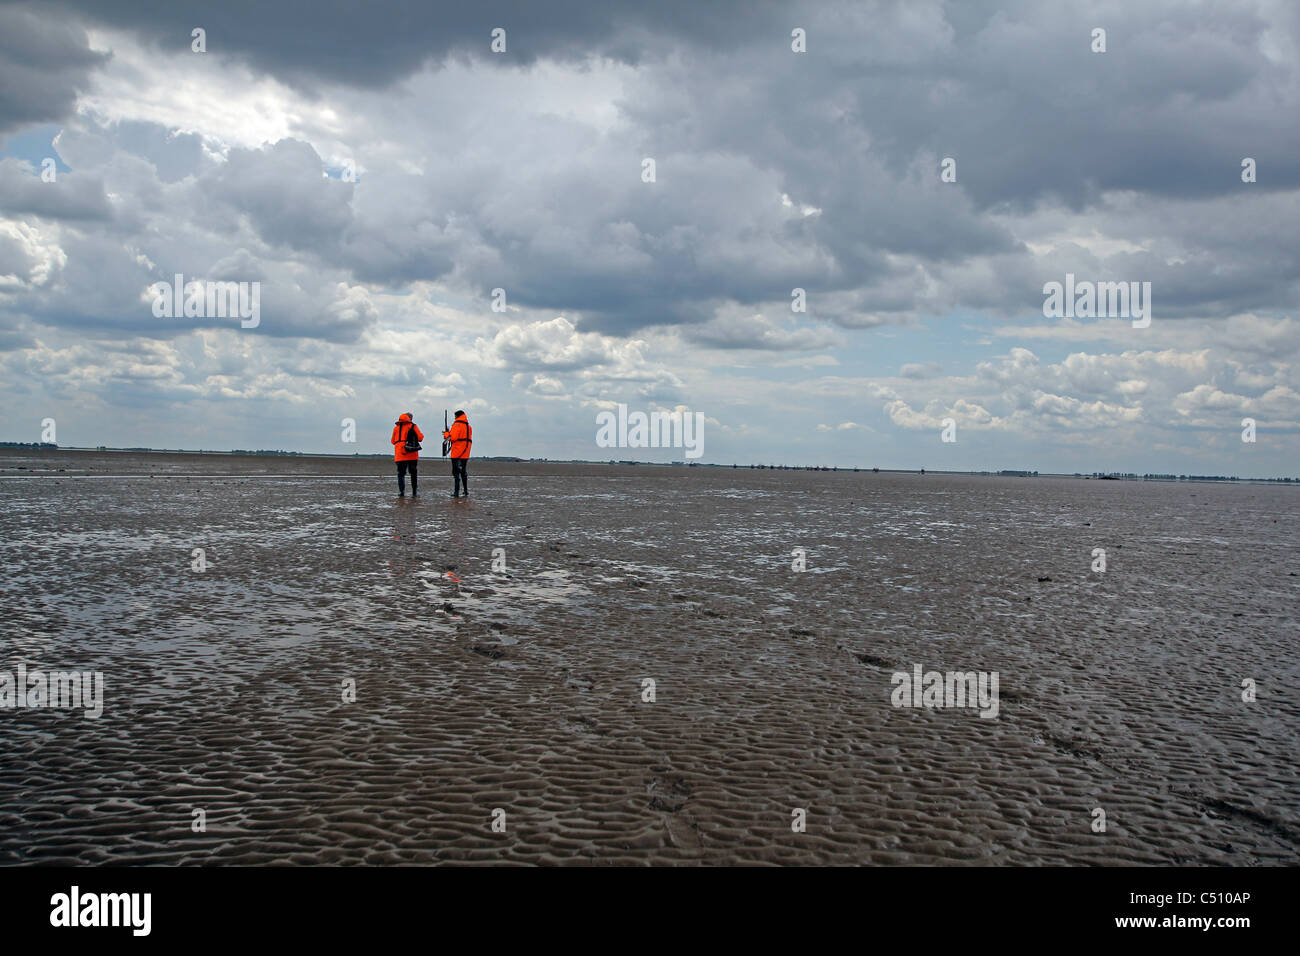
[402,422,421,453]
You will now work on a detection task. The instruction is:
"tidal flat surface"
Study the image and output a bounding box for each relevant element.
[1,450,1296,864]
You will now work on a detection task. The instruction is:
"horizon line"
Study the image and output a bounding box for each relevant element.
[1,443,1295,484]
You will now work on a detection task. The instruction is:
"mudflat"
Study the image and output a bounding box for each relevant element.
[1,449,1296,864]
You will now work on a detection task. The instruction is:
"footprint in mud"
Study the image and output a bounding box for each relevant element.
[647,775,693,813]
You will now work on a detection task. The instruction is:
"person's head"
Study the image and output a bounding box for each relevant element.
[455,409,465,418]
[398,412,411,422]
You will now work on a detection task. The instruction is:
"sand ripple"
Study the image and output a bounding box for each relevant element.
[1,454,1296,863]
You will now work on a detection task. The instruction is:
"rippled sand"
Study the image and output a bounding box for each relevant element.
[1,450,1296,864]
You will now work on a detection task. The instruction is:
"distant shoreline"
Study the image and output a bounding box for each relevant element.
[1,443,1294,484]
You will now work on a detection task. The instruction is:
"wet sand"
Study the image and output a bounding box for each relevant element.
[1,449,1297,865]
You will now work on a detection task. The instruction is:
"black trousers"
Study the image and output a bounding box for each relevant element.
[396,459,418,494]
[451,458,468,495]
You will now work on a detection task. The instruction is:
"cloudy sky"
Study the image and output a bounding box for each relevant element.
[1,0,1297,474]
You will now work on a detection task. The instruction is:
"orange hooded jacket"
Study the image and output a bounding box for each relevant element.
[443,412,472,459]
[391,413,425,462]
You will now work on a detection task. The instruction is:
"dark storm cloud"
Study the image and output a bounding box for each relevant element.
[0,6,108,133]
[841,1,1300,209]
[1,0,1297,348]
[282,0,1295,334]
[19,0,789,89]
[587,0,1300,325]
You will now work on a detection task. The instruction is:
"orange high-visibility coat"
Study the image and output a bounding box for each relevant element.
[443,413,472,459]
[391,414,425,462]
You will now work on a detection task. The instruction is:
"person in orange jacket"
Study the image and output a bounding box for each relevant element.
[443,409,472,497]
[391,412,424,497]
